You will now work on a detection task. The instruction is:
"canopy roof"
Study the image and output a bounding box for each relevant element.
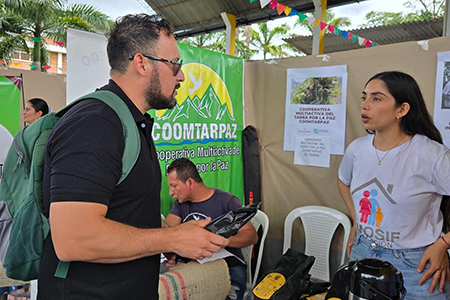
[145,0,367,39]
[283,17,444,55]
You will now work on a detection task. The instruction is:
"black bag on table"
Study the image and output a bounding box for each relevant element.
[245,248,315,300]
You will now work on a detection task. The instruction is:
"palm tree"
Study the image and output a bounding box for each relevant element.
[178,30,257,60]
[294,9,351,34]
[179,33,219,50]
[363,0,445,26]
[250,22,290,59]
[0,0,111,71]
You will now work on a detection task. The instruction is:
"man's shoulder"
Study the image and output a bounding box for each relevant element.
[57,98,122,130]
[212,188,236,200]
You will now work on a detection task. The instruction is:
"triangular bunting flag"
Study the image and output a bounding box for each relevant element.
[28,36,42,42]
[6,32,19,37]
[348,32,353,40]
[341,31,348,39]
[43,66,51,70]
[307,16,315,26]
[13,62,20,66]
[358,37,365,46]
[250,0,258,2]
[334,28,341,35]
[372,42,378,47]
[55,41,65,47]
[352,35,358,43]
[365,40,372,47]
[0,61,5,65]
[276,3,286,15]
[269,0,278,9]
[298,13,307,22]
[319,22,327,31]
[284,7,291,16]
[260,0,271,8]
[29,64,37,69]
[290,9,298,16]
[313,19,320,27]
[328,25,335,34]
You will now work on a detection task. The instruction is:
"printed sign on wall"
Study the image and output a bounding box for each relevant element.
[284,65,347,156]
[152,44,244,214]
[434,51,450,147]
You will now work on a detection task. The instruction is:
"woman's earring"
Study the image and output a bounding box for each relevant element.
[396,116,399,120]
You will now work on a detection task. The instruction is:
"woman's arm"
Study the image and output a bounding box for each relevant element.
[338,180,357,258]
[417,233,450,293]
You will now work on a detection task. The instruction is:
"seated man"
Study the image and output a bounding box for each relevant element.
[165,158,258,300]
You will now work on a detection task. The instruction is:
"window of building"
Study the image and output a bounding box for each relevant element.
[13,50,31,62]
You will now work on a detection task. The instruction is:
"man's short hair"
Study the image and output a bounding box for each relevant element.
[107,13,173,74]
[167,158,203,183]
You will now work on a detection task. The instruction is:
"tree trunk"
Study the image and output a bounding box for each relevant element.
[31,41,41,72]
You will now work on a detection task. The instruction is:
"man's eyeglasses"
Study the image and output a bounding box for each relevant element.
[129,54,183,76]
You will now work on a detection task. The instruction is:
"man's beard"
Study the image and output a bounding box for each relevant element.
[145,68,179,110]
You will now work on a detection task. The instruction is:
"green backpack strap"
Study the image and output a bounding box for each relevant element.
[54,91,141,279]
[57,90,141,185]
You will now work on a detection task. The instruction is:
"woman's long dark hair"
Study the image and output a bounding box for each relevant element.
[28,98,49,116]
[366,71,450,232]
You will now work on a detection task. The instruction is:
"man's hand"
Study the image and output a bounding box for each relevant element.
[163,252,177,267]
[170,218,229,261]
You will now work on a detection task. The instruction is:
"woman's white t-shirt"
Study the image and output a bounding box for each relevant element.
[339,134,450,249]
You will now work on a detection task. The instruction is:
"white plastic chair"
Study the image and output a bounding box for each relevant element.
[283,206,351,282]
[241,210,269,292]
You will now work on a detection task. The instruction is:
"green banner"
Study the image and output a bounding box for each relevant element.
[0,76,22,136]
[150,44,244,215]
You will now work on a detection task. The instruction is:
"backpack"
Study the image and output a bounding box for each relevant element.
[0,90,140,281]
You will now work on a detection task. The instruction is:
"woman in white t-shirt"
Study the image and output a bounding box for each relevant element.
[339,71,450,299]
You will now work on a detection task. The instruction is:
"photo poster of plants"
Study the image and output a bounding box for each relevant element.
[283,65,347,156]
[434,51,450,148]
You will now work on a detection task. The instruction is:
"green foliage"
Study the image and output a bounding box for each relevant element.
[0,0,111,71]
[444,62,450,86]
[290,77,342,105]
[251,22,290,59]
[178,29,257,60]
[363,0,444,27]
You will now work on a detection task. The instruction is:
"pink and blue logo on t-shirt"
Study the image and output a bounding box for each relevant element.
[352,178,400,248]
[359,189,383,227]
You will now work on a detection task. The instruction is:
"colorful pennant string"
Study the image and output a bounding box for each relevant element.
[13,62,20,66]
[260,0,271,8]
[284,7,291,16]
[328,25,335,34]
[257,0,380,49]
[298,13,307,22]
[54,41,65,47]
[29,64,37,69]
[27,36,42,42]
[43,66,51,70]
[276,4,285,15]
[269,0,277,9]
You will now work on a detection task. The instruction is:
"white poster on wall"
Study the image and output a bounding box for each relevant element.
[294,135,331,168]
[283,65,347,155]
[434,51,450,148]
[67,28,109,104]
